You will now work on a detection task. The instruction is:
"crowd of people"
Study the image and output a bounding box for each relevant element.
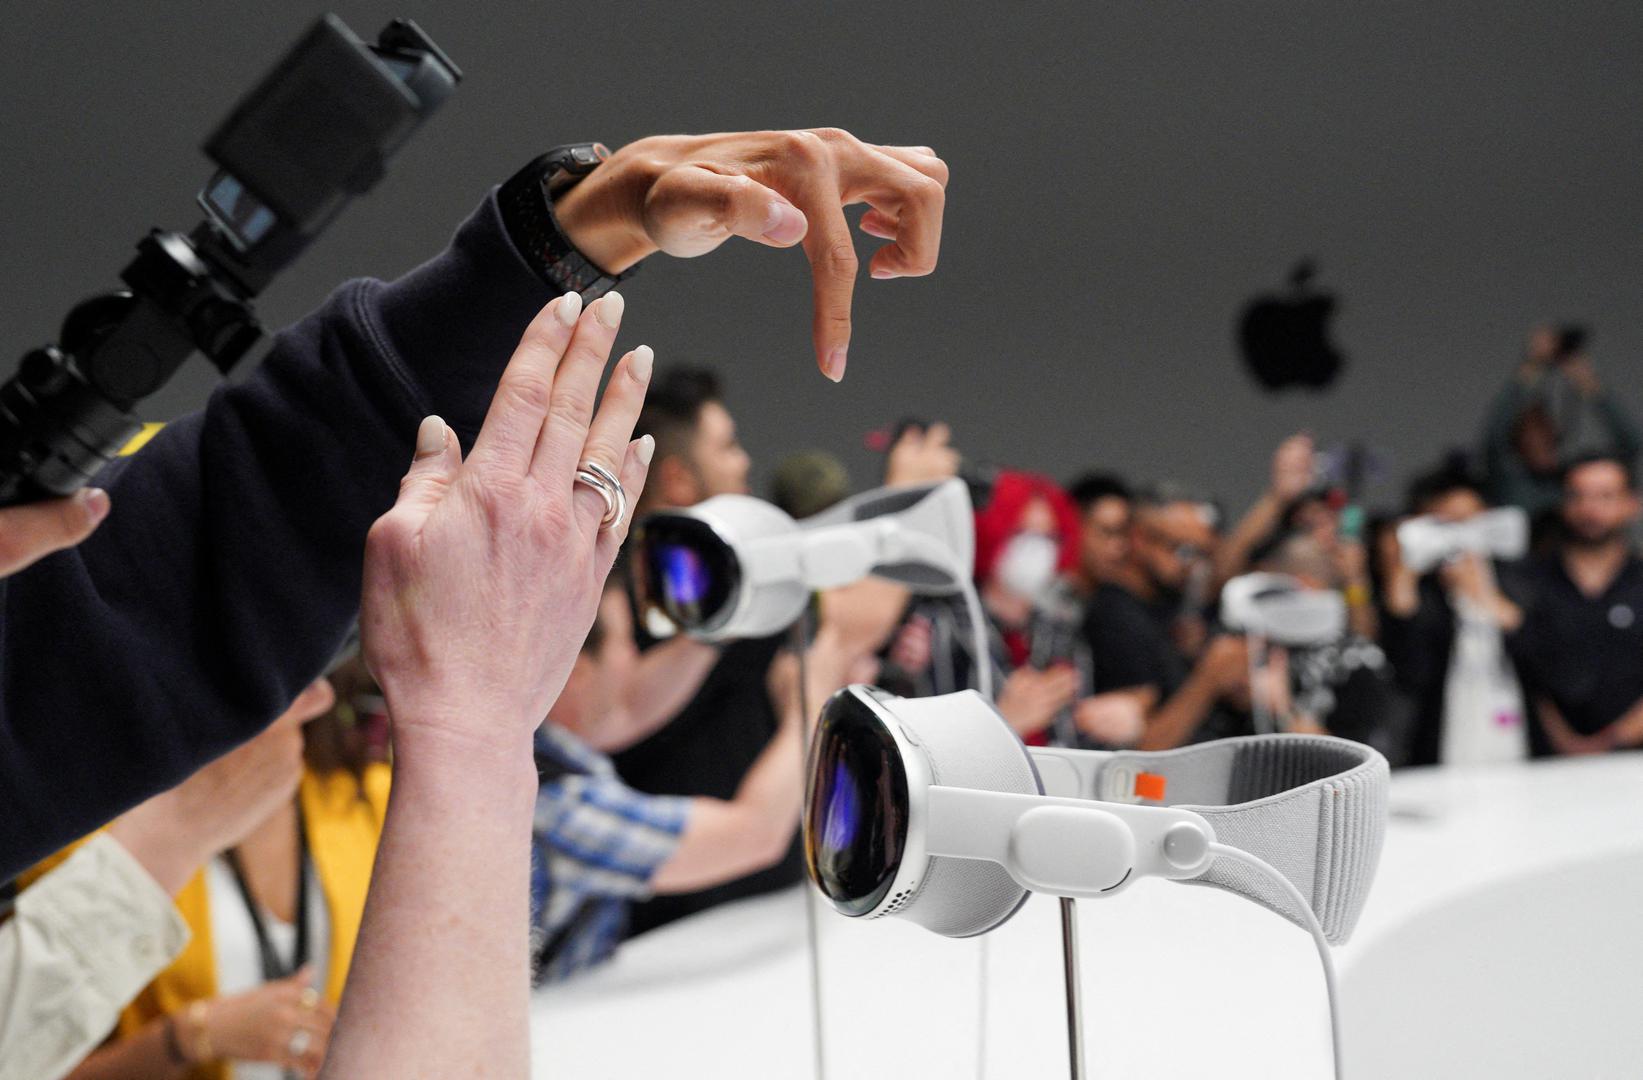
[526,330,1641,983]
[0,113,1638,1080]
[868,329,1640,773]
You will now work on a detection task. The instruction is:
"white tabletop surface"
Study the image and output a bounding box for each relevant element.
[531,754,1643,1079]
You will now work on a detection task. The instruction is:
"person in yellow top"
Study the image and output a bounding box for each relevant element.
[27,658,389,1080]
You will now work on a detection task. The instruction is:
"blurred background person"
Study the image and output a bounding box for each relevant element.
[1120,483,1222,661]
[1067,473,1134,594]
[1243,532,1412,759]
[28,672,385,1080]
[1213,432,1379,643]
[768,450,852,521]
[1483,325,1641,528]
[1378,458,1531,767]
[1065,468,1265,752]
[614,365,795,935]
[973,471,1088,743]
[1214,433,1319,595]
[1512,454,1643,755]
[1,705,303,1080]
[889,469,1147,748]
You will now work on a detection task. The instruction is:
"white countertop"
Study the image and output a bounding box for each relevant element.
[531,754,1643,1079]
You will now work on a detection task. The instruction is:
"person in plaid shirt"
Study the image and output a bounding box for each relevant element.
[530,580,862,982]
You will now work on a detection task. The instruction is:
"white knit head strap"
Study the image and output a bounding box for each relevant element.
[1030,734,1388,943]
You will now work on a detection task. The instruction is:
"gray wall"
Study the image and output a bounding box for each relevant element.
[4,1,1641,511]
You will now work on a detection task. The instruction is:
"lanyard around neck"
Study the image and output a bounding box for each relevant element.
[223,802,312,983]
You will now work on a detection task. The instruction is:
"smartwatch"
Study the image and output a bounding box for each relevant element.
[498,143,637,300]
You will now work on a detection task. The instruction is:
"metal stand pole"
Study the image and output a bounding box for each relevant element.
[1060,897,1087,1080]
[792,619,828,1080]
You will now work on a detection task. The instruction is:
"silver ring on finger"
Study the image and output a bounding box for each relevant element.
[288,1027,312,1059]
[574,460,626,533]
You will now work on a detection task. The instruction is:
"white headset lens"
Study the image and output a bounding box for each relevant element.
[804,689,910,916]
[635,516,739,633]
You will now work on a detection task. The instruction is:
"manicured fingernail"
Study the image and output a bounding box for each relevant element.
[762,201,807,244]
[78,487,110,526]
[415,415,447,458]
[596,291,625,329]
[637,434,655,466]
[629,344,654,382]
[824,346,847,382]
[871,267,899,280]
[555,291,583,327]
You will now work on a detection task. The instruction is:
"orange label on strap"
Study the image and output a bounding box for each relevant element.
[1134,772,1167,802]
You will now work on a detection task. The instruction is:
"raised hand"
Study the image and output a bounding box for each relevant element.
[327,292,655,1080]
[555,130,948,381]
[885,422,961,488]
[1270,432,1316,502]
[360,291,654,753]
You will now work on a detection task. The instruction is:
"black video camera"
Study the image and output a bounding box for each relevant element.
[0,15,460,506]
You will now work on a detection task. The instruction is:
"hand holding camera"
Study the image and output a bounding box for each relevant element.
[0,488,110,576]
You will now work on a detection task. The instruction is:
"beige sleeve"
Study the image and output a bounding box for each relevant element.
[0,832,189,1080]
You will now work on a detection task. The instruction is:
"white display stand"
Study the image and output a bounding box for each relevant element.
[530,755,1643,1079]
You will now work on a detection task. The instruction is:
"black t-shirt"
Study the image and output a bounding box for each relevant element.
[1511,554,1643,746]
[1080,583,1189,697]
[610,632,801,936]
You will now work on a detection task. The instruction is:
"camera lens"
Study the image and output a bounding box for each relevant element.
[634,515,740,635]
[804,689,909,916]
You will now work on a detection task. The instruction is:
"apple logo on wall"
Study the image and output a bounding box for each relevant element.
[1237,260,1345,392]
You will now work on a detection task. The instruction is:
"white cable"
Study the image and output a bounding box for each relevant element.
[1205,843,1342,1080]
[956,573,995,702]
[953,558,994,1079]
[893,541,995,1078]
[895,534,994,703]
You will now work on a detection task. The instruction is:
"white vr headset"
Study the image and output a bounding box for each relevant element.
[633,478,976,642]
[1397,506,1528,574]
[1220,572,1347,647]
[804,685,1388,945]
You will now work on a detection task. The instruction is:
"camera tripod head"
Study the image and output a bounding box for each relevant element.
[0,16,460,506]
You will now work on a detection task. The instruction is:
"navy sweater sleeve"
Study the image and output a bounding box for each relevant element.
[0,191,554,875]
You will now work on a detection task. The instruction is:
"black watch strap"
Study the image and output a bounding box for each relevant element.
[498,143,636,301]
